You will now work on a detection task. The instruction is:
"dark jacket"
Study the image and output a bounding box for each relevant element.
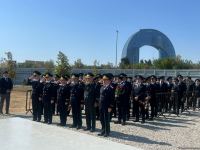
[99,84,114,112]
[0,77,13,94]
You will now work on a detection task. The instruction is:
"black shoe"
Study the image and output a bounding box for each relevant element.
[148,118,153,121]
[84,128,91,131]
[76,126,82,130]
[114,121,121,124]
[104,133,109,137]
[90,129,95,132]
[141,120,145,124]
[48,122,52,124]
[121,122,126,126]
[70,125,76,128]
[134,119,139,122]
[43,121,48,124]
[98,132,104,136]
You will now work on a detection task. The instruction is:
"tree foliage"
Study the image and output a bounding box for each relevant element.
[4,52,16,79]
[55,51,71,75]
[73,58,84,69]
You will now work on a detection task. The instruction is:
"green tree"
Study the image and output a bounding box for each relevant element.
[4,52,16,79]
[55,51,71,75]
[119,58,131,69]
[74,58,84,68]
[44,59,55,72]
[92,60,99,75]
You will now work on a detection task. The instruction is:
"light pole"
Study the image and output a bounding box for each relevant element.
[115,30,119,68]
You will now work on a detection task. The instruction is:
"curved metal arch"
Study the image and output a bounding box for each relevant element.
[121,29,176,64]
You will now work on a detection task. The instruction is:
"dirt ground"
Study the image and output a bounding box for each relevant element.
[8,86,32,114]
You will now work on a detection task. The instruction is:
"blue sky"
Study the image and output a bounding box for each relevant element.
[0,0,200,65]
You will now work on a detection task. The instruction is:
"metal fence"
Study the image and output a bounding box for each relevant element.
[10,68,200,84]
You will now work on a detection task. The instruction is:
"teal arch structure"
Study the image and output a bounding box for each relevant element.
[121,29,176,64]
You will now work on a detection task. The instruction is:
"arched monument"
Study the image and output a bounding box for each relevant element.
[121,29,176,64]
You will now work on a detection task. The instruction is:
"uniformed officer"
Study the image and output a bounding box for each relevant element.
[98,74,114,137]
[146,75,159,120]
[52,74,60,115]
[57,75,70,126]
[132,75,146,123]
[69,73,84,129]
[185,76,194,109]
[28,71,43,121]
[114,73,130,125]
[171,77,181,115]
[84,73,97,132]
[42,72,54,124]
[192,79,200,111]
[94,74,103,120]
[177,75,187,113]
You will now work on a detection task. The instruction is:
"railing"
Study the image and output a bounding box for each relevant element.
[25,90,32,114]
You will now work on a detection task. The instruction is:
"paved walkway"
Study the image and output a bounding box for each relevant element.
[0,117,141,150]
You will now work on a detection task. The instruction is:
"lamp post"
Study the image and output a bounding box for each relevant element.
[115,30,119,68]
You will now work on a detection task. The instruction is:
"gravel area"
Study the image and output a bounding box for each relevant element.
[1,110,200,150]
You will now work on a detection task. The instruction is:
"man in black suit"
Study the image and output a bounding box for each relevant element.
[132,75,146,123]
[28,71,43,121]
[98,74,114,137]
[84,73,97,132]
[0,71,13,114]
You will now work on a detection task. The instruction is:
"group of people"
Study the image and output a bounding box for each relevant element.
[28,70,200,137]
[0,71,13,115]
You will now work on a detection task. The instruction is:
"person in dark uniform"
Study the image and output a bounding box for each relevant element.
[146,75,159,120]
[171,77,181,115]
[94,74,102,120]
[114,73,130,125]
[132,75,146,123]
[0,71,13,114]
[28,71,43,121]
[69,74,84,129]
[167,76,174,111]
[84,73,97,132]
[185,76,194,109]
[98,74,114,137]
[192,79,200,111]
[42,72,54,124]
[52,74,60,115]
[157,76,168,113]
[177,75,187,113]
[57,75,70,126]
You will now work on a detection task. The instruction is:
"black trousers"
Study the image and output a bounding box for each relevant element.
[99,110,110,135]
[134,101,145,121]
[59,104,67,125]
[117,103,128,123]
[43,98,53,123]
[0,93,11,114]
[32,94,42,121]
[150,98,158,118]
[71,99,82,127]
[85,106,96,130]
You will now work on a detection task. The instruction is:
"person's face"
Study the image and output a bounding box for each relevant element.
[196,80,200,86]
[85,77,93,84]
[151,78,156,83]
[71,77,78,83]
[3,73,8,78]
[45,76,52,81]
[60,79,67,84]
[103,79,110,85]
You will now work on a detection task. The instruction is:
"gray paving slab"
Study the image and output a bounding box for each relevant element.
[0,117,142,150]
